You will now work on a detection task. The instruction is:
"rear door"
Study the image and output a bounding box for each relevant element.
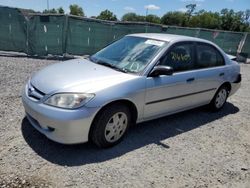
[193,42,227,104]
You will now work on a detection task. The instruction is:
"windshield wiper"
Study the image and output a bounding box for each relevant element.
[96,61,128,73]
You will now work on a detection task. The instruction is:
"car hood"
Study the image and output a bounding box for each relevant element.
[31,58,137,94]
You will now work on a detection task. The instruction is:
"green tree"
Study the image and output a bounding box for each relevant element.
[186,4,196,15]
[96,9,117,21]
[137,15,146,22]
[121,13,146,22]
[57,7,64,14]
[69,4,84,16]
[190,11,221,29]
[121,13,145,22]
[121,13,160,23]
[161,11,187,26]
[244,9,250,31]
[121,13,137,21]
[244,9,250,22]
[160,8,250,32]
[220,9,244,31]
[195,9,206,15]
[186,4,196,21]
[146,14,161,24]
[43,8,57,14]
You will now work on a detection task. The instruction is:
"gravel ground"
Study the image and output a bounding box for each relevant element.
[0,55,249,188]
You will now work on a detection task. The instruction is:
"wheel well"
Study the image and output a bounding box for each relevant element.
[221,82,232,93]
[88,100,138,139]
[102,100,138,123]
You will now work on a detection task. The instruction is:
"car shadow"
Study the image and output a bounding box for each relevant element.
[21,102,239,166]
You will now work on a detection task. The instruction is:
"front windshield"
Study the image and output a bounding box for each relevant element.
[90,36,167,73]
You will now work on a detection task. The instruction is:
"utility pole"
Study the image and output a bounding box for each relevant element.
[145,8,148,33]
[47,0,49,10]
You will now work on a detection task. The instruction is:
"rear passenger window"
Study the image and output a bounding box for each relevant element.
[159,43,195,72]
[196,43,225,68]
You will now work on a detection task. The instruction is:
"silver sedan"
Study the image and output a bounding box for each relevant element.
[22,33,241,148]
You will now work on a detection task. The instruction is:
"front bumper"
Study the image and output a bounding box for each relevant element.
[22,88,99,144]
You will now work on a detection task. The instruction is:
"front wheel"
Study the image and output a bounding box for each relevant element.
[209,86,229,111]
[90,104,131,148]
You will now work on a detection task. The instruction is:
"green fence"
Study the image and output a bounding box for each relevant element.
[66,18,163,55]
[0,6,249,58]
[66,17,115,55]
[241,34,250,57]
[162,26,198,37]
[0,7,27,53]
[27,14,66,55]
[162,27,245,55]
[198,29,245,55]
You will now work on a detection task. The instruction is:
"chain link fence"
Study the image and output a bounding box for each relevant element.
[0,6,249,59]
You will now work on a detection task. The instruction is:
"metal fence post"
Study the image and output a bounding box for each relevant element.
[62,14,69,55]
[26,18,29,55]
[237,33,248,54]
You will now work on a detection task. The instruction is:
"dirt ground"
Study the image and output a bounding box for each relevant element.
[0,55,249,188]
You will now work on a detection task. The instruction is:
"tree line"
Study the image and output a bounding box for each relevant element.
[42,4,250,32]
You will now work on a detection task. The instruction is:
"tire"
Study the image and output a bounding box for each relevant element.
[209,85,229,111]
[90,104,131,148]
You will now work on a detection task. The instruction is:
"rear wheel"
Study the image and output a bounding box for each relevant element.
[91,104,131,148]
[209,85,229,111]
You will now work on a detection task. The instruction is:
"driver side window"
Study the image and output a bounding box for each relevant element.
[159,43,195,72]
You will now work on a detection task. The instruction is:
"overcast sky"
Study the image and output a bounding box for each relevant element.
[0,0,249,18]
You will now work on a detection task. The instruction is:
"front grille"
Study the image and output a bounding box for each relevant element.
[27,83,45,101]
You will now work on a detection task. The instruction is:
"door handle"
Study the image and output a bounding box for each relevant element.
[186,78,195,82]
[219,73,225,77]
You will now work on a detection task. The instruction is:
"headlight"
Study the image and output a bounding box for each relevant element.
[44,93,95,109]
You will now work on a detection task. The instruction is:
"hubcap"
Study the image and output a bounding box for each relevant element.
[104,112,128,143]
[215,89,227,108]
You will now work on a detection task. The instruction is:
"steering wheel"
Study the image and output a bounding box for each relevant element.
[123,61,144,72]
[129,61,140,72]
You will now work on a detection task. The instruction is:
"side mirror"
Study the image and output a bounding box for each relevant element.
[149,65,174,77]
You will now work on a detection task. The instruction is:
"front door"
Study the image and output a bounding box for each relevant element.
[144,42,202,119]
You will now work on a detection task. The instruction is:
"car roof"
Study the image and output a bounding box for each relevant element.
[127,33,211,44]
